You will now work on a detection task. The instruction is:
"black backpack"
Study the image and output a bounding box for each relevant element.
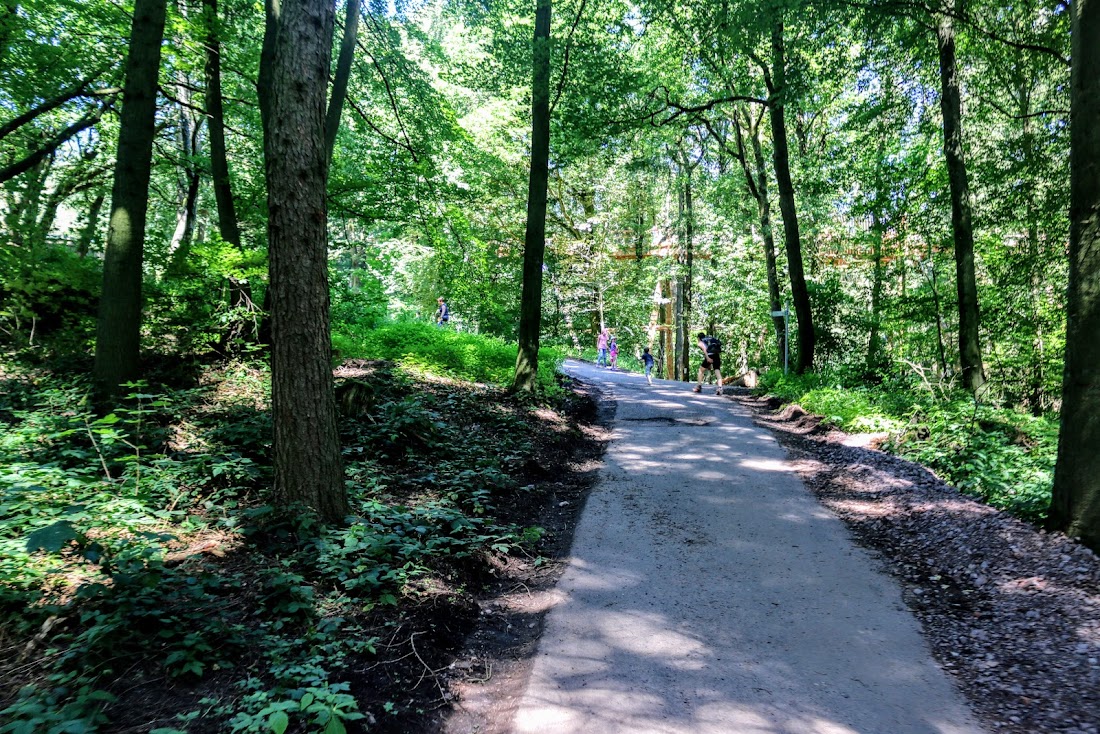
[702,336,721,356]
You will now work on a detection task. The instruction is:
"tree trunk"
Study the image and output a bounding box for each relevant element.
[260,0,348,522]
[768,20,814,373]
[93,0,167,399]
[1049,0,1100,550]
[936,3,986,393]
[512,0,552,393]
[77,193,106,258]
[203,0,252,325]
[325,0,361,163]
[867,212,886,373]
[679,158,695,381]
[736,109,785,361]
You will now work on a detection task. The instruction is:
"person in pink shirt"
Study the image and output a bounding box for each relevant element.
[596,328,609,367]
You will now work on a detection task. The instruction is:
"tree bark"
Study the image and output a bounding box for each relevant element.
[512,0,552,392]
[768,20,814,373]
[93,0,167,399]
[325,0,361,163]
[260,0,348,522]
[936,2,986,393]
[1049,0,1100,551]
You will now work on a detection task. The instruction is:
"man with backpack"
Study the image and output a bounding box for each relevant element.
[692,332,723,395]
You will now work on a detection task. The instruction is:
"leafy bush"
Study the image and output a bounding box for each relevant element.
[755,369,1057,520]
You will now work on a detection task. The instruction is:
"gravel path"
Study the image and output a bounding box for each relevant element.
[510,362,985,734]
[737,395,1100,734]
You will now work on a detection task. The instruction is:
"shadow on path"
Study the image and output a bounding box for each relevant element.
[510,361,984,734]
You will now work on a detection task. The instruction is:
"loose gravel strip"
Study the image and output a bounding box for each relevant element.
[736,396,1100,734]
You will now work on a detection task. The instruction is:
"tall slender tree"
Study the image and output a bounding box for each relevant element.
[513,0,552,392]
[260,0,348,521]
[766,18,815,373]
[1049,0,1100,550]
[92,0,168,398]
[935,0,986,393]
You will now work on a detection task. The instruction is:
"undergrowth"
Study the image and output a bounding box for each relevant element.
[756,369,1058,521]
[0,335,568,732]
[333,321,564,397]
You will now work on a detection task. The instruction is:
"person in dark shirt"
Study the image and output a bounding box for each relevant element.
[642,347,655,385]
[692,332,723,395]
[435,297,450,326]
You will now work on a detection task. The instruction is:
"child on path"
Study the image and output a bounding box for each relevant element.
[609,336,618,370]
[596,328,609,367]
[642,347,655,385]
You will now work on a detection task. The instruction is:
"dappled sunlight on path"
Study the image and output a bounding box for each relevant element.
[510,361,985,734]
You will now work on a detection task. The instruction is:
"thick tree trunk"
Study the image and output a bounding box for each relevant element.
[768,20,814,373]
[512,0,552,392]
[93,0,167,399]
[1049,0,1100,550]
[936,4,986,393]
[325,0,361,163]
[260,0,348,521]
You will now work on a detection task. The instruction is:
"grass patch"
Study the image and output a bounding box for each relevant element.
[334,321,563,396]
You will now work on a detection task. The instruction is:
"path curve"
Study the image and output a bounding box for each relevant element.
[510,360,985,734]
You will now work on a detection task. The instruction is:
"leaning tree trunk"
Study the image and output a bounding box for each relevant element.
[260,0,348,522]
[735,109,786,361]
[1049,0,1100,551]
[325,0,361,163]
[936,3,986,393]
[768,19,814,373]
[512,0,551,393]
[93,0,167,399]
[77,193,105,257]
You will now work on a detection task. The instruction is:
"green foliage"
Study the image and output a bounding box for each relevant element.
[756,369,1058,520]
[1,347,562,730]
[333,320,564,395]
[883,402,1057,521]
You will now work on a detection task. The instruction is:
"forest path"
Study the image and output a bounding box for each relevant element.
[509,360,984,734]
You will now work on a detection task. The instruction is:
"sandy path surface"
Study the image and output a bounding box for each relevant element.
[509,360,984,734]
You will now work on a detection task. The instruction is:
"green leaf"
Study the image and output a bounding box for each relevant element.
[323,718,347,734]
[268,710,289,734]
[299,692,315,710]
[25,520,80,552]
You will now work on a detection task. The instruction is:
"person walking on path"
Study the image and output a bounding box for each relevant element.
[596,328,610,367]
[642,347,655,385]
[609,336,619,370]
[435,297,449,327]
[692,331,723,394]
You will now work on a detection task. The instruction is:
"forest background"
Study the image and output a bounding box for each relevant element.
[1,0,1098,731]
